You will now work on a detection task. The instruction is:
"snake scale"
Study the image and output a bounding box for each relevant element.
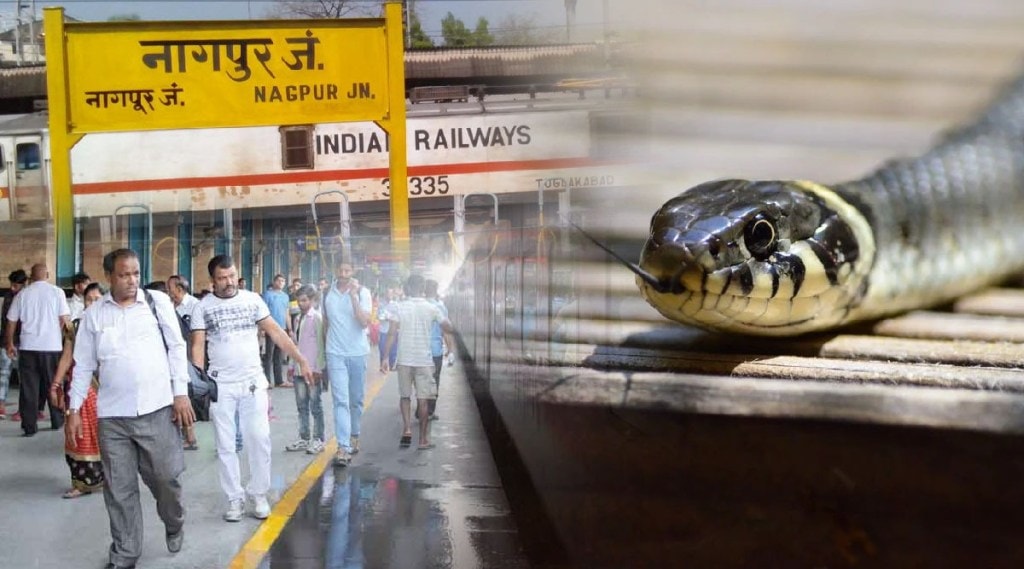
[632,75,1024,336]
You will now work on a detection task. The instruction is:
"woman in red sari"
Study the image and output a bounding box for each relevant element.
[49,283,104,499]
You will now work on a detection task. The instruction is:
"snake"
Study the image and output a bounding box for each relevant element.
[630,75,1024,336]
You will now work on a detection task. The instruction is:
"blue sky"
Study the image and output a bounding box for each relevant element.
[0,1,619,43]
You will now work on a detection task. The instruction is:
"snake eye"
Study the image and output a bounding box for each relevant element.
[744,214,776,260]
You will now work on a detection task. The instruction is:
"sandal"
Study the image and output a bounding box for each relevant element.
[183,442,199,451]
[399,433,412,447]
[62,488,90,499]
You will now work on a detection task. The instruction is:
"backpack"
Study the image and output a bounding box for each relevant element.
[142,290,218,420]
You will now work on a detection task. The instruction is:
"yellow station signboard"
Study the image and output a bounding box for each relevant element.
[64,19,391,133]
[46,4,411,283]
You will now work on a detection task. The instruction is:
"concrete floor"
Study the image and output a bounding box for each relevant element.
[0,356,527,568]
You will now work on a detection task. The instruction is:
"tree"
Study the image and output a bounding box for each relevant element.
[265,0,375,19]
[494,13,560,45]
[472,18,494,47]
[408,12,435,49]
[440,12,473,47]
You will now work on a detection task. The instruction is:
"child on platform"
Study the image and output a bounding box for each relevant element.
[284,285,326,455]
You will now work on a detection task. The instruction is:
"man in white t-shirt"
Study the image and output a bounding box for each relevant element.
[4,263,70,436]
[167,274,200,324]
[190,254,313,522]
[382,274,453,450]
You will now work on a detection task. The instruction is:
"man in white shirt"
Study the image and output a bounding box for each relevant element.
[68,248,194,569]
[5,263,70,436]
[167,274,200,324]
[167,274,202,450]
[383,274,453,450]
[67,271,91,321]
[191,254,313,522]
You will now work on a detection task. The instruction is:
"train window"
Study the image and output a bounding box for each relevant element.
[280,126,313,170]
[16,143,40,170]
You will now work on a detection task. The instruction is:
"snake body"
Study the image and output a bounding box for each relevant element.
[636,77,1024,336]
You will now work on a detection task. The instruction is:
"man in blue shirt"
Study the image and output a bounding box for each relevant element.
[322,262,372,467]
[261,274,291,387]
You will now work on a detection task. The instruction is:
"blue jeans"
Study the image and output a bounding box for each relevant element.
[325,470,365,568]
[378,331,397,368]
[294,377,325,441]
[327,355,367,453]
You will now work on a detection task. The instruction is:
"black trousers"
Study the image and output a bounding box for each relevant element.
[262,341,284,386]
[18,350,63,434]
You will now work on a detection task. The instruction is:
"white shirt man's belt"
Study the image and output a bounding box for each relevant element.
[70,289,189,418]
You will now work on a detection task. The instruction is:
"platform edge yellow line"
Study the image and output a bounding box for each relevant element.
[227,370,390,568]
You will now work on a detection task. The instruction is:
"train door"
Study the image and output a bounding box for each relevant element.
[9,135,48,221]
[504,258,523,355]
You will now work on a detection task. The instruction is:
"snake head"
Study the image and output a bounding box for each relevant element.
[637,179,875,335]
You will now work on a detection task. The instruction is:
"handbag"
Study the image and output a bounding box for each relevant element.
[188,362,218,403]
[143,290,218,404]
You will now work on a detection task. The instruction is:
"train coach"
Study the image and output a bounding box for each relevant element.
[0,92,640,286]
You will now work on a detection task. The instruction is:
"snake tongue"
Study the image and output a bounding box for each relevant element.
[641,241,701,294]
[568,221,670,293]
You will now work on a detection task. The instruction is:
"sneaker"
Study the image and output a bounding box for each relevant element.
[349,436,360,454]
[284,438,309,452]
[166,528,184,553]
[333,449,350,467]
[306,438,325,454]
[223,499,245,522]
[251,494,271,519]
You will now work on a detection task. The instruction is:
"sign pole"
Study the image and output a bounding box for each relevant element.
[379,1,410,268]
[44,7,82,285]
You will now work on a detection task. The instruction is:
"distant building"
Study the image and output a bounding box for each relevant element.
[0,19,45,67]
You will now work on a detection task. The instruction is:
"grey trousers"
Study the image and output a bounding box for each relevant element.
[98,405,185,567]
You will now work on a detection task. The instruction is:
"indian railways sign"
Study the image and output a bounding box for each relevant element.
[61,19,390,132]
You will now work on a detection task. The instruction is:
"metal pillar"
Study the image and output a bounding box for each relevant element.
[277,225,290,281]
[113,204,152,284]
[177,212,192,282]
[260,224,277,291]
[240,214,254,286]
[216,208,233,257]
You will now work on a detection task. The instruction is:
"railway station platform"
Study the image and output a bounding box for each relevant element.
[0,355,529,569]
